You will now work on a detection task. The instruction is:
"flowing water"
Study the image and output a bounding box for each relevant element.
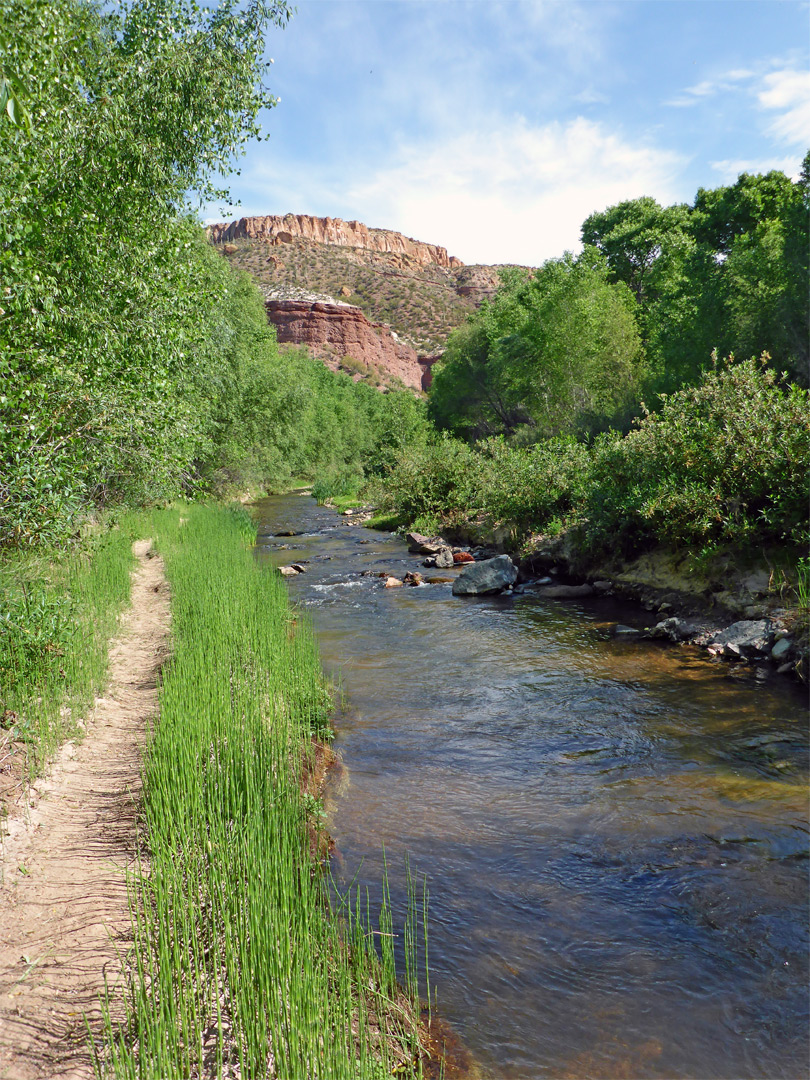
[255,494,809,1080]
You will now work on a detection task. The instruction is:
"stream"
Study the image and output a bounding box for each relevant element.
[255,493,809,1080]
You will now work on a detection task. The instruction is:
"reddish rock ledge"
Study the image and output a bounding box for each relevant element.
[265,298,437,392]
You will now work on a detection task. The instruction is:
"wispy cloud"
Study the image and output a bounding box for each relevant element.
[665,67,755,107]
[340,117,685,265]
[758,69,810,145]
[710,156,803,182]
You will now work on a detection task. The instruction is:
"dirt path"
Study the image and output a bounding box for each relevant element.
[0,540,170,1080]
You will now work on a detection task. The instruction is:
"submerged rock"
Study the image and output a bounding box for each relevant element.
[613,624,640,637]
[452,555,518,596]
[532,583,595,599]
[771,636,793,661]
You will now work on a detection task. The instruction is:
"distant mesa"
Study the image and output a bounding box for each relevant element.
[208,212,522,393]
[207,213,463,270]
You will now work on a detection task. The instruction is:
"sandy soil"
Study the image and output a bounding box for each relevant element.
[0,540,170,1080]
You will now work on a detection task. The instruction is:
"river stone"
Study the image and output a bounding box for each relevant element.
[648,617,695,642]
[434,547,455,569]
[532,583,595,599]
[613,624,639,636]
[453,551,475,564]
[707,619,774,658]
[771,636,792,661]
[452,555,518,596]
[384,576,403,588]
[406,532,444,555]
[278,565,300,576]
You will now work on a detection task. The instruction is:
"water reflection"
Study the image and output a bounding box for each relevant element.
[256,495,809,1079]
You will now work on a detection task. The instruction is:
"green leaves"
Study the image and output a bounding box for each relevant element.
[0,0,295,546]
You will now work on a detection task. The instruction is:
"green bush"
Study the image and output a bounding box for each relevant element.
[376,434,478,534]
[474,436,590,538]
[584,355,810,556]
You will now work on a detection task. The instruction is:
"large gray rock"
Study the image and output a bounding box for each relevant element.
[452,555,518,596]
[707,619,774,658]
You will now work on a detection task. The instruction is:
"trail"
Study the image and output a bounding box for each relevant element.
[0,540,170,1079]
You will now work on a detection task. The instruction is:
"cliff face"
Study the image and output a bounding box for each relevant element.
[208,214,463,270]
[265,299,435,391]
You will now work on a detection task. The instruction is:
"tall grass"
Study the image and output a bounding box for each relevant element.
[0,521,137,775]
[101,504,429,1078]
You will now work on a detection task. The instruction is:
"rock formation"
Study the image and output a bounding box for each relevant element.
[208,214,463,270]
[265,298,435,392]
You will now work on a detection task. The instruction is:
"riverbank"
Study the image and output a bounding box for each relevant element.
[342,503,809,682]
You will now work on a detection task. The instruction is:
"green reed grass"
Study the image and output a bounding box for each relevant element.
[0,520,137,775]
[100,504,428,1078]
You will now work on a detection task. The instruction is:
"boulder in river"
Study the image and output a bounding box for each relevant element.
[278,565,301,577]
[453,551,475,564]
[406,532,444,555]
[384,576,404,588]
[706,619,774,658]
[452,555,518,596]
[434,547,455,569]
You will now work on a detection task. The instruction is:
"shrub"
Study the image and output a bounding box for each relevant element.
[474,436,590,539]
[585,355,810,556]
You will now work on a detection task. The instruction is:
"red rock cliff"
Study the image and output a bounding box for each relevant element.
[265,299,436,392]
[209,214,463,270]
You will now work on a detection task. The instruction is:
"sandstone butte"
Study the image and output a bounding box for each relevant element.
[207,213,464,270]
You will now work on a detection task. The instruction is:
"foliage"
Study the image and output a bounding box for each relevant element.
[429,250,647,440]
[584,166,809,391]
[584,355,810,557]
[375,434,479,535]
[473,436,590,539]
[0,521,135,763]
[0,0,291,546]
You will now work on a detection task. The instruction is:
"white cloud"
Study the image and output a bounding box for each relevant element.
[666,67,756,107]
[710,155,803,182]
[758,69,810,145]
[338,117,685,265]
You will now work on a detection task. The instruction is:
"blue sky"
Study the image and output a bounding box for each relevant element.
[204,0,810,266]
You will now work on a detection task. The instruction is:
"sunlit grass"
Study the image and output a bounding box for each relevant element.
[100,504,428,1078]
